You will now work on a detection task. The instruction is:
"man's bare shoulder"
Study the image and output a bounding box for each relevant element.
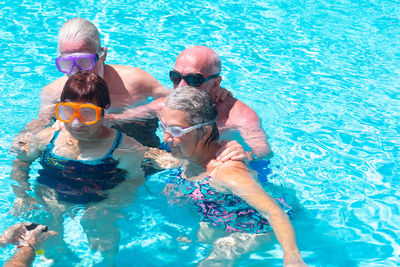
[110,65,157,84]
[229,99,261,126]
[109,64,162,94]
[41,76,67,101]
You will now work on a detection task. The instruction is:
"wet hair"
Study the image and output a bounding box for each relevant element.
[57,18,101,55]
[165,86,219,145]
[60,72,111,109]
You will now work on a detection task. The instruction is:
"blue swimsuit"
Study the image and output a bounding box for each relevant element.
[175,168,294,234]
[37,130,126,204]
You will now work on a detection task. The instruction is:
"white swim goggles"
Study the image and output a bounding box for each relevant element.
[160,120,214,137]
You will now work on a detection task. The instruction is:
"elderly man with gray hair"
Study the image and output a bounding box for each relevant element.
[19,18,164,147]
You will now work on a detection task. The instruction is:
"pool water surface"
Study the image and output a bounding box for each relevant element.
[0,0,399,266]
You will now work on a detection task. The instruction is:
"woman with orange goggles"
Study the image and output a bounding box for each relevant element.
[10,72,179,264]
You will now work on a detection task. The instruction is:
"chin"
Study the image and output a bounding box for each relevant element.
[68,128,88,138]
[169,147,184,158]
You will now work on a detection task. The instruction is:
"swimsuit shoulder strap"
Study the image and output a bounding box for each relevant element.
[45,130,61,151]
[105,130,124,157]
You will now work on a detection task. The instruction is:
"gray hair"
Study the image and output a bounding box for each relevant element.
[165,86,219,145]
[210,53,222,74]
[57,18,101,55]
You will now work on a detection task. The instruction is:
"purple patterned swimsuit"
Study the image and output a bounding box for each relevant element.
[175,168,294,234]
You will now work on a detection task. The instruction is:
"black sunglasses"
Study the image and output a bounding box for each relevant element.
[169,70,219,87]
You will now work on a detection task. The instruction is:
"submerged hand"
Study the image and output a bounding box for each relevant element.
[21,224,57,249]
[0,223,29,245]
[10,133,34,156]
[283,251,307,267]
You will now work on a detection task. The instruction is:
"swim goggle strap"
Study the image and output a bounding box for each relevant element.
[55,102,103,125]
[169,70,220,87]
[55,49,105,74]
[160,120,214,137]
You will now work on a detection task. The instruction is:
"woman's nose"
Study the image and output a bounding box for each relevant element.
[163,132,173,143]
[70,116,83,128]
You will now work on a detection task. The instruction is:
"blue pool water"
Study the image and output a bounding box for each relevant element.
[1,0,399,266]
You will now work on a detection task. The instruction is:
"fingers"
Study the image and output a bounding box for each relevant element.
[51,120,64,131]
[31,224,49,236]
[219,150,247,163]
[46,230,58,237]
[216,140,247,162]
[217,147,246,162]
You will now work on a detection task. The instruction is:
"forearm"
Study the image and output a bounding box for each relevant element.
[4,246,35,267]
[107,104,160,125]
[240,128,272,160]
[144,147,181,169]
[267,209,301,257]
[10,160,32,198]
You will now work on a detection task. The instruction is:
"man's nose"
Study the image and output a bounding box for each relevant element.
[177,78,187,88]
[67,66,81,77]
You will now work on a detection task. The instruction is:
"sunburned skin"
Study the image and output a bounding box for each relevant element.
[105,46,272,162]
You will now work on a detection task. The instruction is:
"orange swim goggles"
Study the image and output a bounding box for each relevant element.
[55,102,103,125]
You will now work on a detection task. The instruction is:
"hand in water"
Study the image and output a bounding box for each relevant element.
[10,133,34,155]
[0,223,29,245]
[20,224,57,249]
[216,140,251,163]
[283,251,308,267]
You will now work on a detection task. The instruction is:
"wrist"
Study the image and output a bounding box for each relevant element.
[247,152,257,161]
[17,242,35,253]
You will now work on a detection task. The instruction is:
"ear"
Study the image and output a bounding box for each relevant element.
[199,125,213,144]
[101,47,108,62]
[213,76,222,87]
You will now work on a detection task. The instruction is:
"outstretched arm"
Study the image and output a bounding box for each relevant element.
[105,97,165,126]
[216,162,305,266]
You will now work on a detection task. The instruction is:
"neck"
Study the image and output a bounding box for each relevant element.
[183,141,221,174]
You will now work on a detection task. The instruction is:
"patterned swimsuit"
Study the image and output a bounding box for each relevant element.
[175,168,294,234]
[37,130,126,204]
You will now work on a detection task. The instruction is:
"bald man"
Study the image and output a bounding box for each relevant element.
[110,46,272,161]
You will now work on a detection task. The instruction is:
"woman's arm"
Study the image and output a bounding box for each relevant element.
[10,128,54,211]
[215,161,305,266]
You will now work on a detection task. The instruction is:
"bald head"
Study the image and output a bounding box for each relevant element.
[176,46,221,75]
[172,46,222,93]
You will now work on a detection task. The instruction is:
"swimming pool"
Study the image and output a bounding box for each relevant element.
[1,0,399,265]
